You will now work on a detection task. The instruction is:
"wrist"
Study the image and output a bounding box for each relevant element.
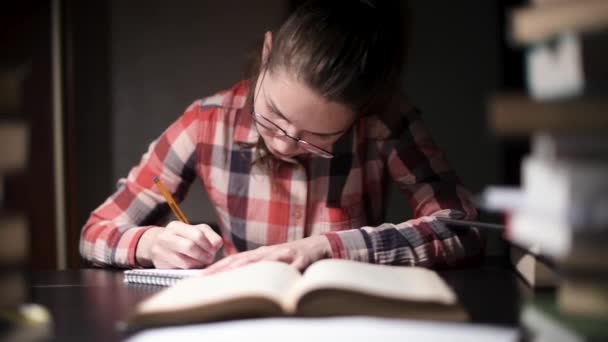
[135,227,163,267]
[309,234,332,260]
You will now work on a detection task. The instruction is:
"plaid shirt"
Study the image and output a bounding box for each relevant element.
[80,80,483,268]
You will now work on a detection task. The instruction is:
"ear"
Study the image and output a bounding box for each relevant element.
[261,31,273,67]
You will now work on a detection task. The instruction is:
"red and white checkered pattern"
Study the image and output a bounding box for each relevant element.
[80,80,482,268]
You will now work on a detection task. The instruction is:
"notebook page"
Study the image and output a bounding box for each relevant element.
[124,269,204,286]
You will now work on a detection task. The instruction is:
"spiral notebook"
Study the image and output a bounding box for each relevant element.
[123,269,203,286]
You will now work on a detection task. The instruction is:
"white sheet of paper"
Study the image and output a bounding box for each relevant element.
[125,317,520,342]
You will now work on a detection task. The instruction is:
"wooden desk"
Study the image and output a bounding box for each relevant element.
[30,269,157,341]
[29,258,526,341]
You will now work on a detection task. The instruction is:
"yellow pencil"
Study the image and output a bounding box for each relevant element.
[153,176,190,224]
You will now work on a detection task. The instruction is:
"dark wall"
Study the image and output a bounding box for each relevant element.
[385,1,503,222]
[65,0,113,267]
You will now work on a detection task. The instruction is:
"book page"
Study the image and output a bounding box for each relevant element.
[287,259,456,309]
[136,261,302,315]
[126,317,520,342]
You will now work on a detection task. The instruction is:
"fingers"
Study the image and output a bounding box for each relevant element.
[171,234,215,264]
[155,248,206,269]
[192,239,318,274]
[202,250,262,275]
[169,221,223,253]
[272,248,296,262]
[152,233,210,269]
[202,246,299,275]
[152,221,224,269]
[289,256,309,271]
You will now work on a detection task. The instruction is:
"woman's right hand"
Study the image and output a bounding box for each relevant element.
[135,221,223,269]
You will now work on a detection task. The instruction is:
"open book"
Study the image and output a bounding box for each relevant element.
[125,259,467,330]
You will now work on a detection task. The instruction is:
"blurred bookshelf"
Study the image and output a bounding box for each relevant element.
[485,0,608,341]
[2,1,59,270]
[0,50,52,342]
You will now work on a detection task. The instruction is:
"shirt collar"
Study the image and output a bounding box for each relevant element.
[232,81,260,147]
[233,105,260,147]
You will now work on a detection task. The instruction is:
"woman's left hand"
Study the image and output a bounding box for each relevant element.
[201,235,332,275]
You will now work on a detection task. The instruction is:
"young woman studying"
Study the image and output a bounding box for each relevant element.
[80,0,484,273]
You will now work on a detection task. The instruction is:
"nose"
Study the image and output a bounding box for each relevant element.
[272,135,298,155]
[272,125,301,155]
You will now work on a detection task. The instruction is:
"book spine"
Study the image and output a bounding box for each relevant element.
[521,156,608,229]
[525,31,608,101]
[0,119,29,312]
[0,123,28,172]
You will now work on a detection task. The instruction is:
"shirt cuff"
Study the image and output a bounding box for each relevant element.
[116,226,153,268]
[323,228,373,263]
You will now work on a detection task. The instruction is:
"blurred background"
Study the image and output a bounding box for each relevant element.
[1,0,528,271]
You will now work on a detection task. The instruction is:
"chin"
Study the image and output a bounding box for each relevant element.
[273,151,296,160]
[268,147,294,159]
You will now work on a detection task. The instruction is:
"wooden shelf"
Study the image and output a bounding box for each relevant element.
[511,0,608,44]
[488,93,608,136]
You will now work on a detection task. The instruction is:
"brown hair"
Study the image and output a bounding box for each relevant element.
[243,0,409,169]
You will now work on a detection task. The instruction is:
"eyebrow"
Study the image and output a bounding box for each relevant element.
[265,93,347,137]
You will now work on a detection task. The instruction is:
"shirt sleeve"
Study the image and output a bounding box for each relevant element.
[323,107,485,268]
[79,101,203,268]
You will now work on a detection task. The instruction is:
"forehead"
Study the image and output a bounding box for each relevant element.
[260,68,356,134]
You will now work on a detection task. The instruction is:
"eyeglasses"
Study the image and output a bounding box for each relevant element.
[251,70,335,159]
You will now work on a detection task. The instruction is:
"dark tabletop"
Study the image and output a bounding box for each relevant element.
[27,257,530,342]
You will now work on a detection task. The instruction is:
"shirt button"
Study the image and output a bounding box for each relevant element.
[292,210,302,219]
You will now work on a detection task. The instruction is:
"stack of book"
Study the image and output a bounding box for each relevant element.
[0,68,51,340]
[485,0,608,340]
